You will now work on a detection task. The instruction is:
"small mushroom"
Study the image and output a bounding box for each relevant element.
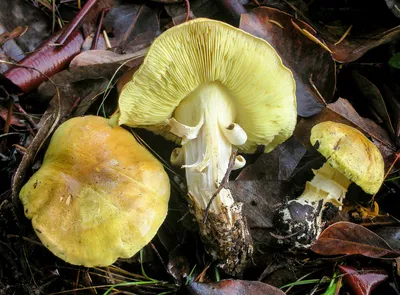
[274,121,384,249]
[19,116,170,266]
[118,18,297,274]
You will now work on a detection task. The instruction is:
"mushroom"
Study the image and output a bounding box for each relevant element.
[118,18,297,274]
[19,116,170,266]
[273,121,384,249]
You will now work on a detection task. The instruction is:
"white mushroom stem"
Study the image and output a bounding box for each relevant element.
[232,155,246,170]
[168,82,245,218]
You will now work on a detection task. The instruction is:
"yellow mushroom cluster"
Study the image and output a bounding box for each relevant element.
[19,19,385,272]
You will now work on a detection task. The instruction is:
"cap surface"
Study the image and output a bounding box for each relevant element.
[20,116,170,266]
[310,121,384,194]
[119,18,296,153]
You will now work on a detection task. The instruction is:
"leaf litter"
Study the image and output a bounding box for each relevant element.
[1,0,400,294]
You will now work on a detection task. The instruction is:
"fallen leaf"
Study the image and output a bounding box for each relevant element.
[165,0,219,21]
[311,221,400,258]
[338,265,389,295]
[351,71,395,138]
[0,26,28,46]
[237,137,306,181]
[240,7,336,117]
[0,24,25,62]
[69,49,147,67]
[373,226,400,250]
[167,245,192,285]
[187,279,286,295]
[326,26,400,63]
[383,84,400,145]
[0,0,51,52]
[103,4,160,53]
[230,180,292,228]
[385,0,400,18]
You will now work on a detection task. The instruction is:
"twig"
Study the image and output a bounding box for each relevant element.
[150,243,170,277]
[309,74,327,106]
[184,0,191,22]
[291,19,333,54]
[334,25,352,46]
[57,0,97,44]
[91,8,111,50]
[14,102,38,129]
[203,150,237,224]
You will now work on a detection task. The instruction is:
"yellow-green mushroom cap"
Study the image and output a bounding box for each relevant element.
[20,116,170,266]
[310,121,384,194]
[118,18,297,153]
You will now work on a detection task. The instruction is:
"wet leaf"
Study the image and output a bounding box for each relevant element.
[311,222,400,258]
[389,53,400,69]
[230,180,292,228]
[187,279,286,295]
[167,245,192,285]
[103,4,160,53]
[374,226,400,250]
[165,0,219,21]
[240,7,336,117]
[237,137,306,181]
[352,71,395,138]
[0,0,50,52]
[338,265,389,295]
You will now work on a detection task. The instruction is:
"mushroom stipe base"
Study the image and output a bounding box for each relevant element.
[188,198,253,276]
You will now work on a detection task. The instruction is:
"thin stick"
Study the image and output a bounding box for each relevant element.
[14,103,38,129]
[184,0,191,22]
[334,25,353,46]
[203,150,237,224]
[56,0,97,45]
[91,8,110,50]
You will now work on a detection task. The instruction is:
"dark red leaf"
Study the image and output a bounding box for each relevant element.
[240,7,336,117]
[188,279,285,295]
[311,222,400,258]
[338,265,389,295]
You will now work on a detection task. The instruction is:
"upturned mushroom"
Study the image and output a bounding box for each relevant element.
[20,116,170,266]
[118,18,297,274]
[274,121,385,249]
